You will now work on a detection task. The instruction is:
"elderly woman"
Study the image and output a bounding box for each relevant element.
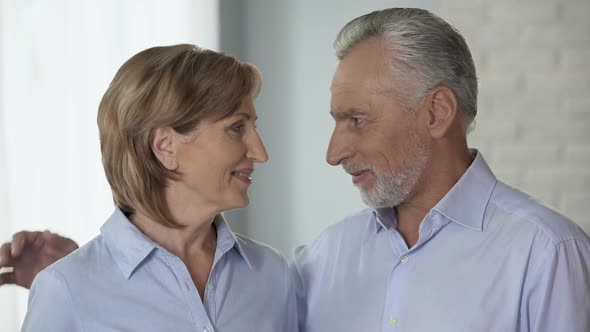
[22,44,296,331]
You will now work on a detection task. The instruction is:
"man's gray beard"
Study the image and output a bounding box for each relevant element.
[354,142,429,209]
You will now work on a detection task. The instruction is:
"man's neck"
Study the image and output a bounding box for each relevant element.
[396,144,472,248]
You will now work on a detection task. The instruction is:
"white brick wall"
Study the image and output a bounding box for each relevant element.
[440,0,590,234]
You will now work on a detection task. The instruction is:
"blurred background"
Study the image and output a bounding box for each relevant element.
[1,0,588,329]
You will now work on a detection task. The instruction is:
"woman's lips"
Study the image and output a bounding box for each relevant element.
[232,168,253,185]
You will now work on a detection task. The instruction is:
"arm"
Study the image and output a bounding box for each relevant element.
[0,230,78,289]
[522,238,590,331]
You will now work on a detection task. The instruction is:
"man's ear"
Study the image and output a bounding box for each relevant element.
[424,85,459,139]
[151,126,178,170]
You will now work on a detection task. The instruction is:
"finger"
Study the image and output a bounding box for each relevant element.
[0,242,14,267]
[46,232,79,252]
[11,231,41,257]
[33,230,50,247]
[42,230,61,249]
[45,239,78,259]
[0,271,16,286]
[41,230,53,240]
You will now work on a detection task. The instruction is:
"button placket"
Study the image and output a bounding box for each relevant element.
[389,315,398,326]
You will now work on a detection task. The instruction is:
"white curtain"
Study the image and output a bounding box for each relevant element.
[0,0,219,329]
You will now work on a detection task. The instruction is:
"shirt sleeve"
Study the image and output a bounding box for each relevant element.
[21,268,84,332]
[522,238,590,332]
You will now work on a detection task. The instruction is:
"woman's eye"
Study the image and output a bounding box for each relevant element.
[231,124,245,133]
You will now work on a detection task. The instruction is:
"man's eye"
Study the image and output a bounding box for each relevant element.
[352,117,365,126]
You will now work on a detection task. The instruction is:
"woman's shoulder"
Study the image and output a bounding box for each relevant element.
[44,235,113,282]
[232,233,290,273]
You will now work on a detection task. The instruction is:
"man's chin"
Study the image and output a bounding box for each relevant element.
[355,178,375,190]
[357,186,373,200]
[359,187,406,209]
[359,189,379,208]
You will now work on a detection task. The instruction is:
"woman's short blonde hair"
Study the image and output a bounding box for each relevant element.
[97,44,262,228]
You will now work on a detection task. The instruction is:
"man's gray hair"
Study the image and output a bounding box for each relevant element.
[335,8,478,129]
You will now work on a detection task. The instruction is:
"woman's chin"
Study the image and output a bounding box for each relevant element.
[225,194,250,211]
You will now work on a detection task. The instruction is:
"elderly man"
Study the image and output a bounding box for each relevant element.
[2,7,589,332]
[292,7,590,332]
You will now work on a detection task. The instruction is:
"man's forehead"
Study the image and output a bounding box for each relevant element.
[330,77,394,97]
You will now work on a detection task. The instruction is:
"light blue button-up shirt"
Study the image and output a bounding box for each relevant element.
[23,209,297,332]
[293,151,590,332]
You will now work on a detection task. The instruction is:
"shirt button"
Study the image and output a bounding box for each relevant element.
[400,256,409,264]
[389,315,398,326]
[203,328,212,332]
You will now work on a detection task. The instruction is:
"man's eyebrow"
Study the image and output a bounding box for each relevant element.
[329,108,367,119]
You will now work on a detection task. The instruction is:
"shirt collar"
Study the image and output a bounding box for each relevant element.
[372,207,397,233]
[431,150,497,231]
[101,209,253,280]
[371,150,497,233]
[100,208,158,279]
[213,214,254,270]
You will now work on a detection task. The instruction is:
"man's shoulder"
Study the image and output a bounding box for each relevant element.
[318,207,374,235]
[293,208,374,265]
[490,181,588,245]
[303,207,374,246]
[233,233,290,273]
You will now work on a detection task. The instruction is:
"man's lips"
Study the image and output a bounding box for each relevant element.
[350,170,370,184]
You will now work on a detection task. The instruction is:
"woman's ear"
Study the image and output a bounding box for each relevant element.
[151,126,178,170]
[425,85,459,139]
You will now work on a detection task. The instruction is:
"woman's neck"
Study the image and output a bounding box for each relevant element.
[129,206,218,260]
